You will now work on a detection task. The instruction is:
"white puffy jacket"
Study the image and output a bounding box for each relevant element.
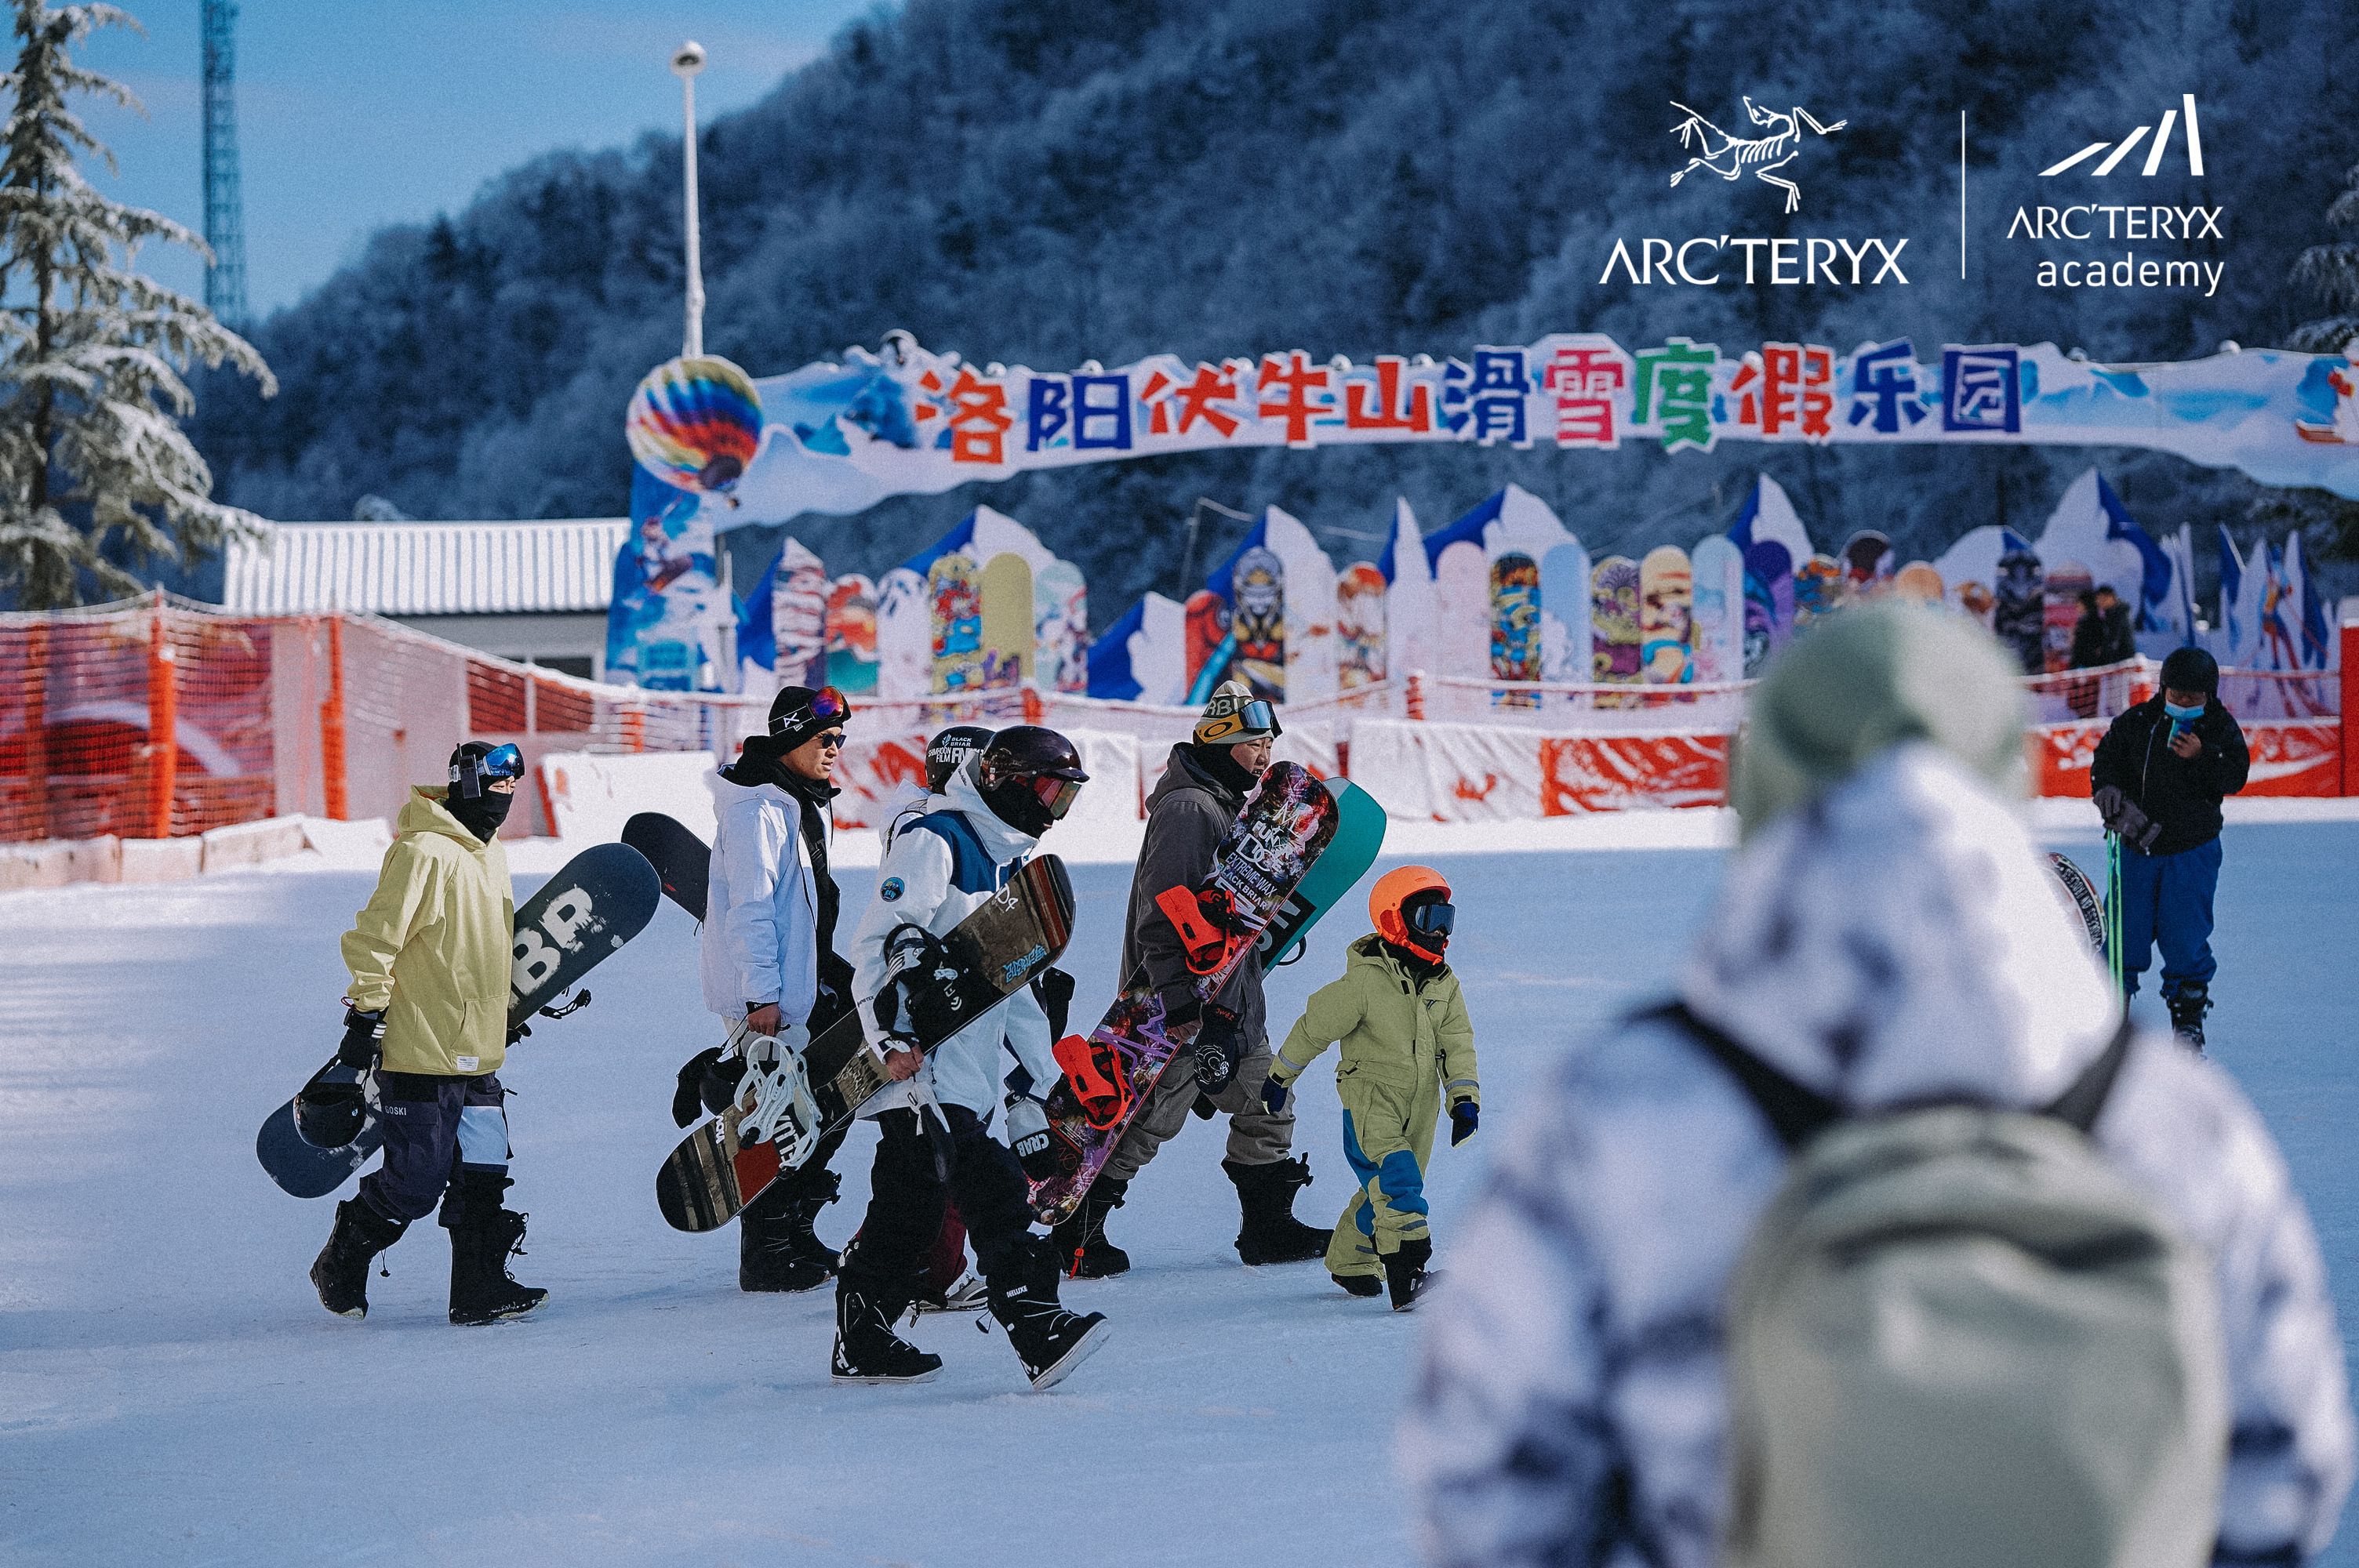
[846,764,1059,1120]
[699,768,822,1025]
[1401,743,2354,1568]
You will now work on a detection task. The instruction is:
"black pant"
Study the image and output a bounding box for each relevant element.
[359,1071,507,1229]
[740,1120,849,1223]
[839,1106,1033,1298]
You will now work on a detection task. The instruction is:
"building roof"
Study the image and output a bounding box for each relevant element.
[221,518,629,615]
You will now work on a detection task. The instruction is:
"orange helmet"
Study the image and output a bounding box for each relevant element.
[1370,865,1454,963]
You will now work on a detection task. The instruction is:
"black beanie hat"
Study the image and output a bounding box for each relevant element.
[2159,646,2219,696]
[765,685,847,750]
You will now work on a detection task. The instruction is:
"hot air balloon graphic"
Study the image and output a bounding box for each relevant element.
[625,356,765,503]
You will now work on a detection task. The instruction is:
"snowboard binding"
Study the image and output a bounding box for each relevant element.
[727,1018,823,1171]
[1155,885,1249,975]
[1052,1033,1135,1131]
[293,1063,377,1150]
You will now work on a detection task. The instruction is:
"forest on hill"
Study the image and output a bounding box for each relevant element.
[191,0,2359,621]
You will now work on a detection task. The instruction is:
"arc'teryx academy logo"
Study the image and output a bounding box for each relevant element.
[1668,96,1848,213]
[2040,94,2205,177]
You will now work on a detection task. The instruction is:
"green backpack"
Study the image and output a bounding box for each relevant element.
[1660,1004,2228,1568]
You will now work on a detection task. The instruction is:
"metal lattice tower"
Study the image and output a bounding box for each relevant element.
[200,0,248,324]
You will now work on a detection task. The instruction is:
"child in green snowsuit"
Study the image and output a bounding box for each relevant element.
[1262,866,1478,1310]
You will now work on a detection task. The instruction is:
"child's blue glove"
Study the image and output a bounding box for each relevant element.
[1450,1101,1479,1146]
[1260,1073,1291,1116]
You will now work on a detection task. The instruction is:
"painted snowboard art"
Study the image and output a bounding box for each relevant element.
[258,843,662,1200]
[1490,551,1541,706]
[1639,545,1694,685]
[1894,561,1945,604]
[928,552,984,694]
[656,855,1076,1232]
[1027,764,1340,1228]
[1590,556,1642,702]
[1689,535,1746,684]
[1841,530,1895,594]
[1794,554,1848,627]
[980,551,1033,689]
[1336,563,1388,688]
[1230,546,1286,702]
[823,574,879,695]
[1742,539,1794,677]
[770,539,831,688]
[1034,559,1089,695]
[1538,540,1591,684]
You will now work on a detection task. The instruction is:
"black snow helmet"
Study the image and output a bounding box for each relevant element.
[976,726,1089,836]
[925,724,995,794]
[2159,646,2220,697]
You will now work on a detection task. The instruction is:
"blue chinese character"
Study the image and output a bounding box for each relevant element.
[1463,347,1531,446]
[1847,339,1928,434]
[1942,347,2021,434]
[1071,373,1132,450]
[1027,378,1069,452]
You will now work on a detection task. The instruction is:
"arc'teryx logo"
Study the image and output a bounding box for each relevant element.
[2040,95,2205,177]
[1668,97,1848,213]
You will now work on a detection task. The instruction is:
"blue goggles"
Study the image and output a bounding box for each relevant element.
[1407,901,1456,937]
[450,742,525,797]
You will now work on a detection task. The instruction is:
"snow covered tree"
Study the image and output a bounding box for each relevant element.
[2289,159,2359,354]
[0,0,273,609]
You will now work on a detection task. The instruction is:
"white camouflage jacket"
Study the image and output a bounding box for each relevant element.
[1401,744,2354,1568]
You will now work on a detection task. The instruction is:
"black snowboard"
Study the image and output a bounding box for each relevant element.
[657,854,1076,1232]
[256,841,662,1199]
[623,811,709,920]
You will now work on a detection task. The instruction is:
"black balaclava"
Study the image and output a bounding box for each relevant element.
[447,788,512,842]
[1187,740,1262,798]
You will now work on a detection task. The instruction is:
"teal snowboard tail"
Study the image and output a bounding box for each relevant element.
[1259,779,1388,967]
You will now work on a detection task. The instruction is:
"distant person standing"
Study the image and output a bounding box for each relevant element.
[2092,647,2249,1049]
[2071,584,2136,669]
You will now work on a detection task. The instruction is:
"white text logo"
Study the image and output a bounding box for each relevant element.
[2040,96,2205,177]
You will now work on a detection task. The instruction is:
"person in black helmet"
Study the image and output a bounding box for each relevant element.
[877,724,995,851]
[696,685,861,1291]
[307,740,549,1327]
[831,725,1110,1389]
[2091,645,2250,1049]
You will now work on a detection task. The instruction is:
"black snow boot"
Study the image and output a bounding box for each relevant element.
[740,1168,841,1294]
[1332,1272,1383,1298]
[311,1198,406,1319]
[1048,1175,1132,1279]
[831,1285,943,1384]
[987,1238,1110,1392]
[1225,1156,1329,1265]
[447,1176,550,1326]
[2168,982,2211,1051]
[1383,1238,1437,1312]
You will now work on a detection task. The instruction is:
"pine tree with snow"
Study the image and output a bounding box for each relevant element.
[0,0,273,609]
[2290,159,2359,354]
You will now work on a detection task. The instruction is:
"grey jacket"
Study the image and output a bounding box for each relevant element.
[1121,743,1266,1047]
[1401,745,2354,1568]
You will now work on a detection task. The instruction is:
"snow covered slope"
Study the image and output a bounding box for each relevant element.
[2,828,2354,1566]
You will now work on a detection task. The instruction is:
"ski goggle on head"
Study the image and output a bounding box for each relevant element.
[1195,699,1281,745]
[1407,900,1456,938]
[769,686,852,739]
[449,742,524,797]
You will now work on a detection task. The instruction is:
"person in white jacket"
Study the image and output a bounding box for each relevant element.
[700,684,859,1294]
[830,726,1110,1392]
[1401,605,2354,1568]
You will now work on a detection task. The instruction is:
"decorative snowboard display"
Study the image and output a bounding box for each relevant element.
[1230,546,1286,702]
[1257,779,1387,968]
[257,841,662,1200]
[1639,545,1694,685]
[1894,561,1946,604]
[1841,530,1895,592]
[656,855,1077,1232]
[1688,535,1745,684]
[1489,551,1541,707]
[2045,851,2108,964]
[1741,539,1794,677]
[980,551,1033,689]
[823,573,879,696]
[1336,563,1389,689]
[1994,543,2047,674]
[1538,540,1591,684]
[928,552,984,694]
[1590,555,1642,703]
[1794,554,1848,626]
[623,811,710,920]
[1028,763,1341,1227]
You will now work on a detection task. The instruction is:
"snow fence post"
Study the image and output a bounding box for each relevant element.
[144,593,179,838]
[20,621,48,840]
[1408,668,1427,721]
[321,615,349,822]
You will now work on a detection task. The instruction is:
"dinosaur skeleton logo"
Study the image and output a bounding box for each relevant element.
[1668,97,1848,213]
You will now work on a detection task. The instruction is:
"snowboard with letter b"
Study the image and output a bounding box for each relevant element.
[1027,762,1352,1227]
[655,853,1077,1232]
[256,841,661,1199]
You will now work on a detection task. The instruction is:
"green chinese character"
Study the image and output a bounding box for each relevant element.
[1633,337,1720,452]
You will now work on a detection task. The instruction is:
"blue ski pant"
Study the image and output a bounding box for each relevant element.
[359,1071,509,1229]
[2117,837,2222,1000]
[1329,1075,1438,1276]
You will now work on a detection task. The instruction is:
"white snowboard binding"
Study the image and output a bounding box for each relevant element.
[727,1018,823,1171]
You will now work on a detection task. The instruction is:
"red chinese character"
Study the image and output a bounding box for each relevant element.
[1256,350,1332,447]
[940,367,1014,464]
[1731,345,1834,440]
[1543,346,1627,448]
[1343,355,1431,433]
[1167,363,1243,438]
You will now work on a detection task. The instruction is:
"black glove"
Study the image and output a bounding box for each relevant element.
[1005,1094,1062,1183]
[1190,1005,1244,1096]
[1260,1073,1292,1116]
[336,1006,385,1069]
[504,1019,532,1047]
[2091,786,2161,852]
[672,1046,725,1128]
[1033,967,1076,1040]
[1450,1102,1479,1146]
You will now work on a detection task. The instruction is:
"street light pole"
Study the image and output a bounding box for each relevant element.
[671,41,707,358]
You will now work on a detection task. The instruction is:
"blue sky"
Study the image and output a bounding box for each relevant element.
[77,1,885,317]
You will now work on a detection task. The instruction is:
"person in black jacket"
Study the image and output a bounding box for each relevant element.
[2090,646,2250,1047]
[2070,585,2137,669]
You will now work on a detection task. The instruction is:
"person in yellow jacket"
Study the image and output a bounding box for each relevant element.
[1262,866,1479,1311]
[308,742,550,1327]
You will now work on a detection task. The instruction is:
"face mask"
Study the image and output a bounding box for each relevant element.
[2163,700,2204,723]
[448,789,513,842]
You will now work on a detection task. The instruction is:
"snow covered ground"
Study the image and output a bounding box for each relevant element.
[4,817,2357,1566]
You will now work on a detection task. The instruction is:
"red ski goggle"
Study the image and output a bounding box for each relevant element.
[769,686,852,737]
[1024,774,1085,822]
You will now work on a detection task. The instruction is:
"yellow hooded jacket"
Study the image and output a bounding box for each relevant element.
[1270,934,1480,1109]
[340,786,515,1077]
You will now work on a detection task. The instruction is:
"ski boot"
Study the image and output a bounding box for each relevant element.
[831,1284,943,1384]
[1225,1156,1329,1265]
[2168,982,2211,1052]
[914,1269,990,1317]
[740,1168,841,1294]
[447,1174,549,1326]
[311,1198,406,1319]
[987,1238,1110,1392]
[1383,1237,1437,1312]
[1048,1175,1132,1278]
[1332,1272,1383,1298]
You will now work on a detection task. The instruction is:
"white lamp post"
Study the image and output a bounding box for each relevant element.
[671,40,707,358]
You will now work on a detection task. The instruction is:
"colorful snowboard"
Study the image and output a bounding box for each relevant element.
[1027,763,1341,1226]
[1590,555,1641,702]
[1894,561,1945,605]
[1689,535,1745,684]
[256,841,662,1200]
[1230,546,1286,702]
[656,855,1076,1232]
[1336,563,1388,688]
[1538,540,1591,684]
[1794,554,1848,626]
[1490,551,1541,707]
[1639,545,1694,685]
[1742,539,1794,677]
[1259,779,1387,967]
[980,551,1033,689]
[1841,530,1895,593]
[928,552,984,694]
[824,573,879,695]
